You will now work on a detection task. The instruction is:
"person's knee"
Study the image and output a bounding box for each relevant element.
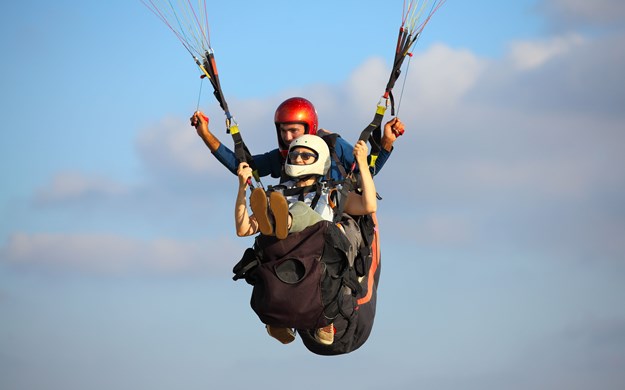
[289,202,323,233]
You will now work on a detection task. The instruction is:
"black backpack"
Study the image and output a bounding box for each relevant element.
[233,219,362,330]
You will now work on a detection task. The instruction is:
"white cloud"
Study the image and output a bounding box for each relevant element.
[345,56,390,117]
[16,28,625,274]
[365,31,625,264]
[417,151,615,202]
[130,33,623,204]
[507,34,586,70]
[0,232,245,277]
[136,116,230,179]
[34,171,127,205]
[398,44,485,116]
[386,213,475,248]
[331,44,485,125]
[538,0,625,29]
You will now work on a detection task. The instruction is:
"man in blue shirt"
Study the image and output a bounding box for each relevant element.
[190,97,404,180]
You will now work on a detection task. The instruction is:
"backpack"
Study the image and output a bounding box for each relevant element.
[233,219,362,330]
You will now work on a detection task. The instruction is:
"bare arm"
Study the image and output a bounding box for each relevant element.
[235,163,260,237]
[344,140,377,215]
[190,111,221,152]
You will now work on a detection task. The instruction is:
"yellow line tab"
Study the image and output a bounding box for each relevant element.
[197,64,212,80]
[369,154,378,168]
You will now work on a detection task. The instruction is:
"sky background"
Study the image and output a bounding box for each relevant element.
[2,0,625,389]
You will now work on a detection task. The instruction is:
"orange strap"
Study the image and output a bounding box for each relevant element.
[357,213,380,306]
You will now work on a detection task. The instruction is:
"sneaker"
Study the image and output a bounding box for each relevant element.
[250,188,273,236]
[266,325,295,344]
[269,191,289,240]
[315,323,335,345]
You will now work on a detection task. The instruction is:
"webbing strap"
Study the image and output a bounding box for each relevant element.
[200,52,261,186]
[270,181,325,210]
[322,132,357,223]
[229,124,260,183]
[331,177,355,224]
[202,52,230,115]
[357,100,387,172]
[309,182,322,210]
[357,24,412,171]
[321,133,348,180]
[278,184,315,197]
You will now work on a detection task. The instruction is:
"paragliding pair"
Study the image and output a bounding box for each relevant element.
[143,0,446,355]
[192,98,402,354]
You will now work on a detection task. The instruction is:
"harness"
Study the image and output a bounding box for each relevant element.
[232,131,381,355]
[263,133,360,224]
[266,178,344,224]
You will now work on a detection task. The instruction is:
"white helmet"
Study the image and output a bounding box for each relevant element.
[284,134,330,178]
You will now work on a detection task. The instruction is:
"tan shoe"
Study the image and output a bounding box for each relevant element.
[315,323,334,345]
[269,191,289,240]
[250,188,273,236]
[266,325,295,344]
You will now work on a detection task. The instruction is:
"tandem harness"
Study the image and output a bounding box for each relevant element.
[232,132,380,355]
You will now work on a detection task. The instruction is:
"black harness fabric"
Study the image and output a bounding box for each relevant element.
[242,221,358,330]
[232,214,380,356]
[297,213,380,356]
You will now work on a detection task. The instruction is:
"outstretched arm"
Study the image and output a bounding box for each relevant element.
[344,141,377,215]
[234,163,260,237]
[191,111,283,178]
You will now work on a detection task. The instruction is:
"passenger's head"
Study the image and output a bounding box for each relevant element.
[284,134,330,179]
[274,97,318,157]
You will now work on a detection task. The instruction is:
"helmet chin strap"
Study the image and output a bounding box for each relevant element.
[294,174,322,184]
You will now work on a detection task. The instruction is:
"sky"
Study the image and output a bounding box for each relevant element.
[1,0,625,389]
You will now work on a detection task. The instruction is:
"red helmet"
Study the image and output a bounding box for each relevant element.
[274,97,318,156]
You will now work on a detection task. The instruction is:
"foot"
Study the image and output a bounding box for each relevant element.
[315,323,334,345]
[269,191,289,240]
[250,188,273,236]
[266,325,295,344]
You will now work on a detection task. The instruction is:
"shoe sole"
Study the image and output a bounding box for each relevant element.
[266,326,296,344]
[250,188,273,236]
[315,324,334,345]
[270,192,289,240]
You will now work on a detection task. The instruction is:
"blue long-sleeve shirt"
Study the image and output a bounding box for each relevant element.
[212,134,393,180]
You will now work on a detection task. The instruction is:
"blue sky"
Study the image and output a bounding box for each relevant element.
[2,1,625,389]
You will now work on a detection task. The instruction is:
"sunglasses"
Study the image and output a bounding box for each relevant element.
[288,151,318,162]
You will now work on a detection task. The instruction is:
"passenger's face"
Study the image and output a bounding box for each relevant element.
[288,147,317,165]
[279,123,306,146]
